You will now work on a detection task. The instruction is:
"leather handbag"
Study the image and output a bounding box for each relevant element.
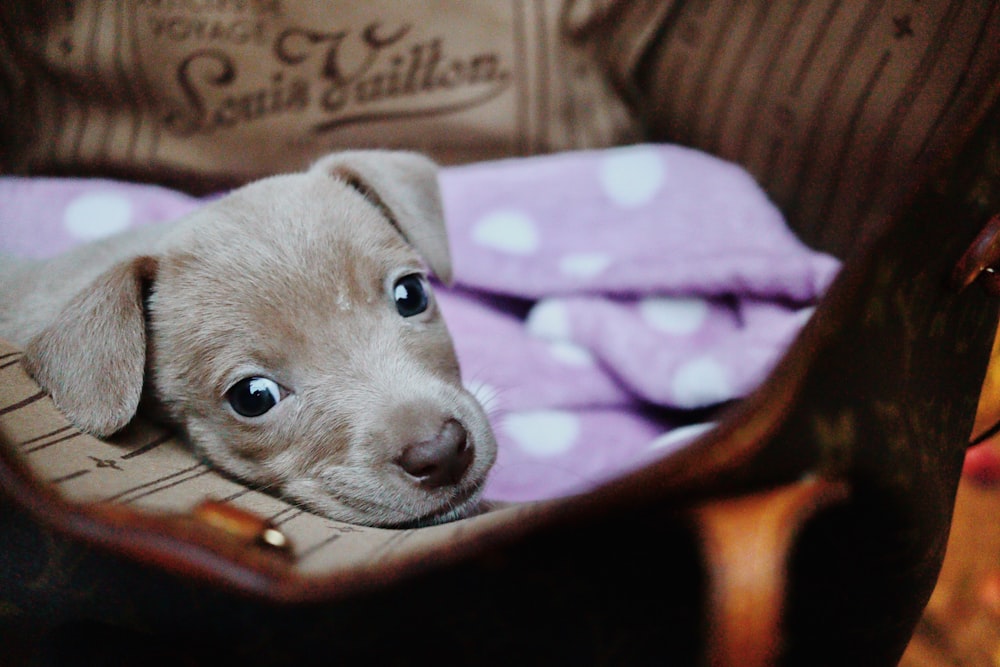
[2,2,1000,664]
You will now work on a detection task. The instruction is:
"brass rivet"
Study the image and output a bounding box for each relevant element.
[259,527,290,551]
[952,213,1000,293]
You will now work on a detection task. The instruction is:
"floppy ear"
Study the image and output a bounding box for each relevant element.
[22,256,158,438]
[313,150,453,284]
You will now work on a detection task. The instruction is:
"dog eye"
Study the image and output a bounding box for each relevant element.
[393,274,429,317]
[226,377,283,418]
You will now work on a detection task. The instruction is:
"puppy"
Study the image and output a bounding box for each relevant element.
[0,151,497,527]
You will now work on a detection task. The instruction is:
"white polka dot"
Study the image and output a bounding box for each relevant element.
[559,253,612,279]
[648,422,716,454]
[465,380,501,414]
[503,410,580,457]
[471,210,539,255]
[793,306,817,327]
[548,341,594,367]
[600,145,666,208]
[64,193,133,240]
[526,299,571,340]
[671,357,732,408]
[640,297,709,335]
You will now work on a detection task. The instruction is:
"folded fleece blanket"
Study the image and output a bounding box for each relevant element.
[0,145,839,503]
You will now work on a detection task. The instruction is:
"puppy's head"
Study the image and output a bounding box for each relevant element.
[23,151,497,527]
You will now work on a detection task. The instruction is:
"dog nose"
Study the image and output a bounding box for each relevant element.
[397,419,473,488]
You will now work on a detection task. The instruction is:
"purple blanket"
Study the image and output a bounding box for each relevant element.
[0,145,839,502]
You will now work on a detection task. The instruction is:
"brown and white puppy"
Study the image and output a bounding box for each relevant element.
[0,151,497,527]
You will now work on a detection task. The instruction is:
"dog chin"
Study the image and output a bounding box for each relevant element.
[282,473,490,528]
[389,485,488,529]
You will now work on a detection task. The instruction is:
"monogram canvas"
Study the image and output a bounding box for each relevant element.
[0,1,642,187]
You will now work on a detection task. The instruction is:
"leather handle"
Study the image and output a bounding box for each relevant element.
[693,478,850,667]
